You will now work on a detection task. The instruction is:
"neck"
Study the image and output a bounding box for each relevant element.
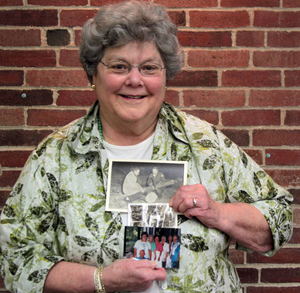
[100,115,157,146]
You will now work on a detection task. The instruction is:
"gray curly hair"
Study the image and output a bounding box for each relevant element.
[79,0,183,84]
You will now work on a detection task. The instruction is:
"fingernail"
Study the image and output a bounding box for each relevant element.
[169,199,173,206]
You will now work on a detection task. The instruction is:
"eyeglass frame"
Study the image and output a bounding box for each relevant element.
[99,60,166,77]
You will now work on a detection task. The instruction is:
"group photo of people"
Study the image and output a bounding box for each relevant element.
[106,160,187,212]
[124,227,181,269]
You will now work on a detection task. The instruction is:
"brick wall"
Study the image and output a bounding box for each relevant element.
[0,0,299,292]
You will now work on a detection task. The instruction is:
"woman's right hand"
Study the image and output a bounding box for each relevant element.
[103,259,166,292]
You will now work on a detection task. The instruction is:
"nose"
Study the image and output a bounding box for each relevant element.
[125,66,144,87]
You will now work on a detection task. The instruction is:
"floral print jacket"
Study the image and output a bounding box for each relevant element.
[0,102,293,293]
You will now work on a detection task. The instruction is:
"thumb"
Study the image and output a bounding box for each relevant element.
[135,260,158,269]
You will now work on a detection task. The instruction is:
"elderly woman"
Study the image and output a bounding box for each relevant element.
[0,1,293,293]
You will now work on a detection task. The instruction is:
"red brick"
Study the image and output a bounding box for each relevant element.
[289,189,300,205]
[266,149,300,166]
[243,149,263,165]
[294,207,300,226]
[267,169,300,187]
[0,50,56,67]
[248,287,300,293]
[0,0,23,5]
[236,31,264,47]
[27,109,86,127]
[0,130,52,147]
[178,31,232,47]
[167,71,218,87]
[0,10,58,26]
[190,11,250,28]
[57,90,96,106]
[222,70,281,87]
[75,29,82,46]
[220,129,250,146]
[183,109,218,125]
[165,90,179,106]
[289,227,300,244]
[249,90,300,107]
[283,0,300,7]
[236,268,258,283]
[285,70,300,87]
[0,151,31,168]
[0,30,41,47]
[254,51,300,67]
[0,90,53,106]
[28,0,88,5]
[60,10,97,27]
[59,49,81,67]
[0,109,24,126]
[188,50,249,68]
[254,11,300,28]
[168,11,186,27]
[0,190,10,209]
[229,248,244,264]
[183,90,245,108]
[221,0,279,7]
[253,130,300,146]
[90,0,129,5]
[261,268,300,283]
[0,171,21,188]
[222,110,280,126]
[26,70,89,87]
[285,110,300,126]
[268,32,300,47]
[0,71,23,86]
[247,248,300,264]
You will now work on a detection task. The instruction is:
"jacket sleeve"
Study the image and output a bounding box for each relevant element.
[0,138,64,293]
[217,130,293,257]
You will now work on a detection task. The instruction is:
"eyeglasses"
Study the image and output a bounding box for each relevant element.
[99,60,165,77]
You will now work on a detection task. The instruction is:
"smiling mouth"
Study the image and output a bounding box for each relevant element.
[121,95,147,99]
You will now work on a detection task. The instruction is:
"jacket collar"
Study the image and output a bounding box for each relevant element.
[71,101,189,155]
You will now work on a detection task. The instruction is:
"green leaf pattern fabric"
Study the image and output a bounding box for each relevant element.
[0,102,293,293]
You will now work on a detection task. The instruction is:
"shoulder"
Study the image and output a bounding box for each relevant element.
[161,102,219,142]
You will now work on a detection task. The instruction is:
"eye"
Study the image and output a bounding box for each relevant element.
[141,64,160,72]
[108,62,129,72]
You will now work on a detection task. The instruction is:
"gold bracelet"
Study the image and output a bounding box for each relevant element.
[100,267,106,293]
[94,267,106,293]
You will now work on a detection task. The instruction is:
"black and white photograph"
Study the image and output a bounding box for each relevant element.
[128,203,177,228]
[124,226,181,269]
[105,160,188,212]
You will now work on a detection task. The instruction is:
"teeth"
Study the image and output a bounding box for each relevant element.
[124,95,143,99]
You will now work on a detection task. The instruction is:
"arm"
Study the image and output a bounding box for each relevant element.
[169,126,293,255]
[44,259,166,293]
[170,185,273,252]
[170,184,273,253]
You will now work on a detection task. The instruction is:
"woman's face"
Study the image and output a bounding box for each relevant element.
[93,41,166,128]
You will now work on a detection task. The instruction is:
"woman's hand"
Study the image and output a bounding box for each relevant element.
[169,184,221,229]
[103,259,166,292]
[169,184,274,253]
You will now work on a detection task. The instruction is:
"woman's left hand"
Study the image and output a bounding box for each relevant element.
[169,184,221,229]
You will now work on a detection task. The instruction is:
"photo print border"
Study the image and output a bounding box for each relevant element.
[105,159,188,212]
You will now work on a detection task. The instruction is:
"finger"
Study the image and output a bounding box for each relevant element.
[135,260,157,269]
[169,188,185,209]
[153,268,166,281]
[177,197,195,214]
